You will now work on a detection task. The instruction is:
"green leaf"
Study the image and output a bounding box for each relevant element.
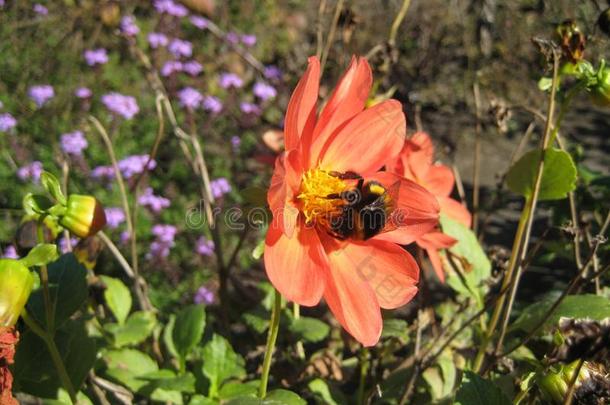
[20,243,59,268]
[511,294,610,334]
[423,354,456,400]
[27,253,88,329]
[226,389,306,405]
[99,276,132,325]
[23,193,54,215]
[288,316,330,343]
[14,319,97,398]
[202,334,246,398]
[163,314,180,359]
[252,239,265,260]
[381,319,409,340]
[188,395,218,405]
[104,311,157,347]
[307,378,346,405]
[140,370,196,393]
[243,307,269,334]
[218,380,259,400]
[537,77,553,91]
[506,148,577,201]
[173,304,206,360]
[440,215,491,305]
[41,171,67,205]
[455,371,511,405]
[103,349,159,392]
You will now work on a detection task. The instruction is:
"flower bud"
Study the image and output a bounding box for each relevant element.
[0,259,34,327]
[590,67,610,107]
[59,195,106,238]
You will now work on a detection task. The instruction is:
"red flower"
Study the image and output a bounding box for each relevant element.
[387,132,472,281]
[264,56,439,346]
[0,327,18,405]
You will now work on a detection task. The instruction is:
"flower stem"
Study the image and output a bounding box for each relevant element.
[259,289,281,399]
[293,303,305,359]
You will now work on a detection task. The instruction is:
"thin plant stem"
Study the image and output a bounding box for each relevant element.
[259,289,282,399]
[319,0,344,73]
[357,347,370,405]
[563,359,585,405]
[472,80,482,234]
[22,311,77,403]
[315,0,327,58]
[36,218,54,331]
[388,0,412,47]
[293,303,305,359]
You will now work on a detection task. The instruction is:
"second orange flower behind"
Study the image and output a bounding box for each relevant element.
[264,56,441,346]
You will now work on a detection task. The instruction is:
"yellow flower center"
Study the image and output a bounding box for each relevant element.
[297,169,348,227]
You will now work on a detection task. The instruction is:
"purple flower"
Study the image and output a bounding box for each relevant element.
[194,285,215,304]
[0,113,17,132]
[210,178,231,199]
[60,130,88,156]
[101,92,139,119]
[263,65,282,81]
[138,187,170,213]
[225,32,239,44]
[83,48,108,66]
[241,34,257,47]
[17,161,43,183]
[118,154,156,178]
[152,224,177,243]
[104,207,126,229]
[183,60,203,76]
[153,0,188,17]
[231,135,241,150]
[253,81,277,101]
[120,231,131,244]
[120,16,139,36]
[28,85,55,107]
[195,236,215,256]
[148,224,178,258]
[190,15,209,29]
[148,32,169,48]
[0,1,6,9]
[75,87,92,98]
[240,102,261,115]
[58,236,79,254]
[92,165,114,180]
[33,3,48,15]
[2,245,19,259]
[177,87,203,110]
[218,72,243,89]
[168,39,193,58]
[202,96,222,114]
[161,60,183,77]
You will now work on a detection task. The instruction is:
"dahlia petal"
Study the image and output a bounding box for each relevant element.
[284,57,320,151]
[426,248,445,282]
[318,100,406,175]
[417,232,455,283]
[306,56,372,165]
[406,131,435,180]
[368,173,440,245]
[424,164,455,197]
[439,197,472,228]
[267,150,303,236]
[264,219,326,306]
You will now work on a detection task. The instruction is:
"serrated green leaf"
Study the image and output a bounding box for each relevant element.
[455,371,511,405]
[202,334,246,398]
[173,304,206,361]
[289,316,330,343]
[100,276,132,325]
[104,311,156,347]
[20,243,59,268]
[506,148,577,201]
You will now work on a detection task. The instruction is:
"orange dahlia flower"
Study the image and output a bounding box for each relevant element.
[387,132,472,282]
[264,56,440,346]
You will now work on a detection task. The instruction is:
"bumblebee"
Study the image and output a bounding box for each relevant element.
[326,171,398,240]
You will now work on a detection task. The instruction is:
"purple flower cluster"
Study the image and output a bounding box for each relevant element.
[60,130,88,156]
[153,0,188,17]
[218,72,243,89]
[28,85,54,107]
[2,245,19,259]
[33,3,48,15]
[148,224,177,259]
[104,207,126,229]
[183,60,203,76]
[210,178,231,199]
[194,285,215,304]
[83,48,108,66]
[231,135,241,150]
[253,81,277,101]
[118,154,156,178]
[241,34,257,47]
[177,87,203,109]
[161,60,183,77]
[58,236,79,254]
[264,65,282,81]
[195,236,214,256]
[168,39,193,58]
[225,32,239,45]
[190,16,209,29]
[0,113,17,132]
[240,102,261,116]
[75,87,92,98]
[138,187,170,213]
[101,92,139,119]
[202,96,223,113]
[17,161,43,183]
[148,32,169,48]
[120,16,139,36]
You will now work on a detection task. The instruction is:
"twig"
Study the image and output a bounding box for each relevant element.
[320,0,344,73]
[316,0,327,58]
[97,231,135,279]
[388,0,412,48]
[563,359,585,405]
[204,19,265,73]
[399,310,424,405]
[472,80,482,234]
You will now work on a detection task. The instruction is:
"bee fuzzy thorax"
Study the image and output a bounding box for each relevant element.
[297,169,349,226]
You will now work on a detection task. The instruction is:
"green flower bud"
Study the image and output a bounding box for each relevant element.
[59,195,106,238]
[590,67,610,107]
[0,259,35,327]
